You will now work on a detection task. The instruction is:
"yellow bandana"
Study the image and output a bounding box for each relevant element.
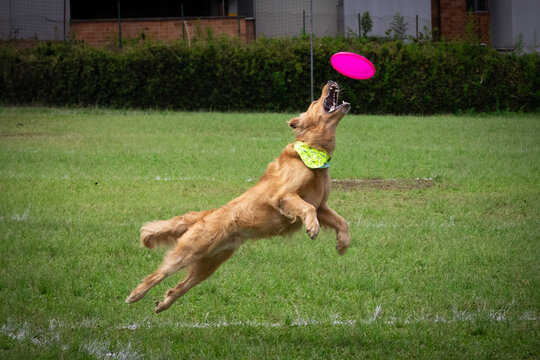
[294,141,331,169]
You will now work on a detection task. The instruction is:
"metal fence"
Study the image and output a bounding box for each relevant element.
[1,0,432,43]
[341,12,432,40]
[254,0,432,40]
[0,0,70,42]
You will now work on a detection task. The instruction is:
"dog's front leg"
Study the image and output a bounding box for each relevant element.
[317,204,350,255]
[277,193,319,239]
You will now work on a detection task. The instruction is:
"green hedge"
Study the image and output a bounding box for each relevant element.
[1,36,539,114]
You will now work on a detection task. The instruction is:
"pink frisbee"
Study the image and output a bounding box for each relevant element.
[331,52,376,80]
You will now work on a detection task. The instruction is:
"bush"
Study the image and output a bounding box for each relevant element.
[0,36,538,114]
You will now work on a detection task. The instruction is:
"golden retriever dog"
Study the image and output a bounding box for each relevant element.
[126,81,351,313]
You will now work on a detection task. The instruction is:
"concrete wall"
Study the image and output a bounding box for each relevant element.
[254,0,338,38]
[490,0,511,48]
[313,0,338,37]
[492,0,539,52]
[0,0,70,41]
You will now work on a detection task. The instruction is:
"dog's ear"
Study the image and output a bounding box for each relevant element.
[288,117,301,129]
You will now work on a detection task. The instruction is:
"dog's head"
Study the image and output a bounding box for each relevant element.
[288,81,350,153]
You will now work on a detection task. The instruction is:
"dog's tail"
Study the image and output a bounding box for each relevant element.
[140,211,208,249]
[140,217,187,249]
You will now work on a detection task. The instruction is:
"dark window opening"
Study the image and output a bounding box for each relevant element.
[70,0,253,20]
[466,0,489,12]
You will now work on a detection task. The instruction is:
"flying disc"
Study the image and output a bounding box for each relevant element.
[331,52,376,80]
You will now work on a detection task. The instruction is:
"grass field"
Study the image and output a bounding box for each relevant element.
[0,107,538,359]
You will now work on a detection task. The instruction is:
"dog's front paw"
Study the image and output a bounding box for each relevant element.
[305,215,320,239]
[336,233,350,255]
[306,226,319,239]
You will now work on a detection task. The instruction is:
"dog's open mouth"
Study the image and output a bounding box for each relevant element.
[323,81,349,113]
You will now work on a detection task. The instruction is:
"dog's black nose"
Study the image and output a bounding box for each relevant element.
[327,80,339,89]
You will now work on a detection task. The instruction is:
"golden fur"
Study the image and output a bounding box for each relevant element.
[126,81,351,313]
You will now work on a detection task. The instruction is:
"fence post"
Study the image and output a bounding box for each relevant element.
[416,14,419,39]
[303,10,305,36]
[181,3,185,40]
[238,17,241,37]
[117,1,122,48]
[310,0,313,102]
[358,13,361,38]
[477,17,481,42]
[63,0,66,42]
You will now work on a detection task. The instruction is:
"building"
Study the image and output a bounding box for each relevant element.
[431,0,491,43]
[490,0,539,52]
[0,0,70,42]
[0,0,255,44]
[0,0,538,52]
[69,0,255,45]
[338,0,432,38]
[254,0,338,38]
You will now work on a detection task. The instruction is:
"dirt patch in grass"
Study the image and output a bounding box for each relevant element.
[332,178,435,191]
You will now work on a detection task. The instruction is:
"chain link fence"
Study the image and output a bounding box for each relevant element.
[2,0,431,43]
[1,0,70,42]
[341,12,432,40]
[255,0,336,38]
[254,0,432,40]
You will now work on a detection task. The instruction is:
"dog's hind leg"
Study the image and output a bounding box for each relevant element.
[126,233,201,304]
[154,249,235,313]
[317,204,350,255]
[125,250,184,304]
[127,222,223,304]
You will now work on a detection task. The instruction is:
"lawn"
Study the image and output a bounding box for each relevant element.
[0,107,538,359]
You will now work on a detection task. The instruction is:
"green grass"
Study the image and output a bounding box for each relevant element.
[0,107,538,359]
